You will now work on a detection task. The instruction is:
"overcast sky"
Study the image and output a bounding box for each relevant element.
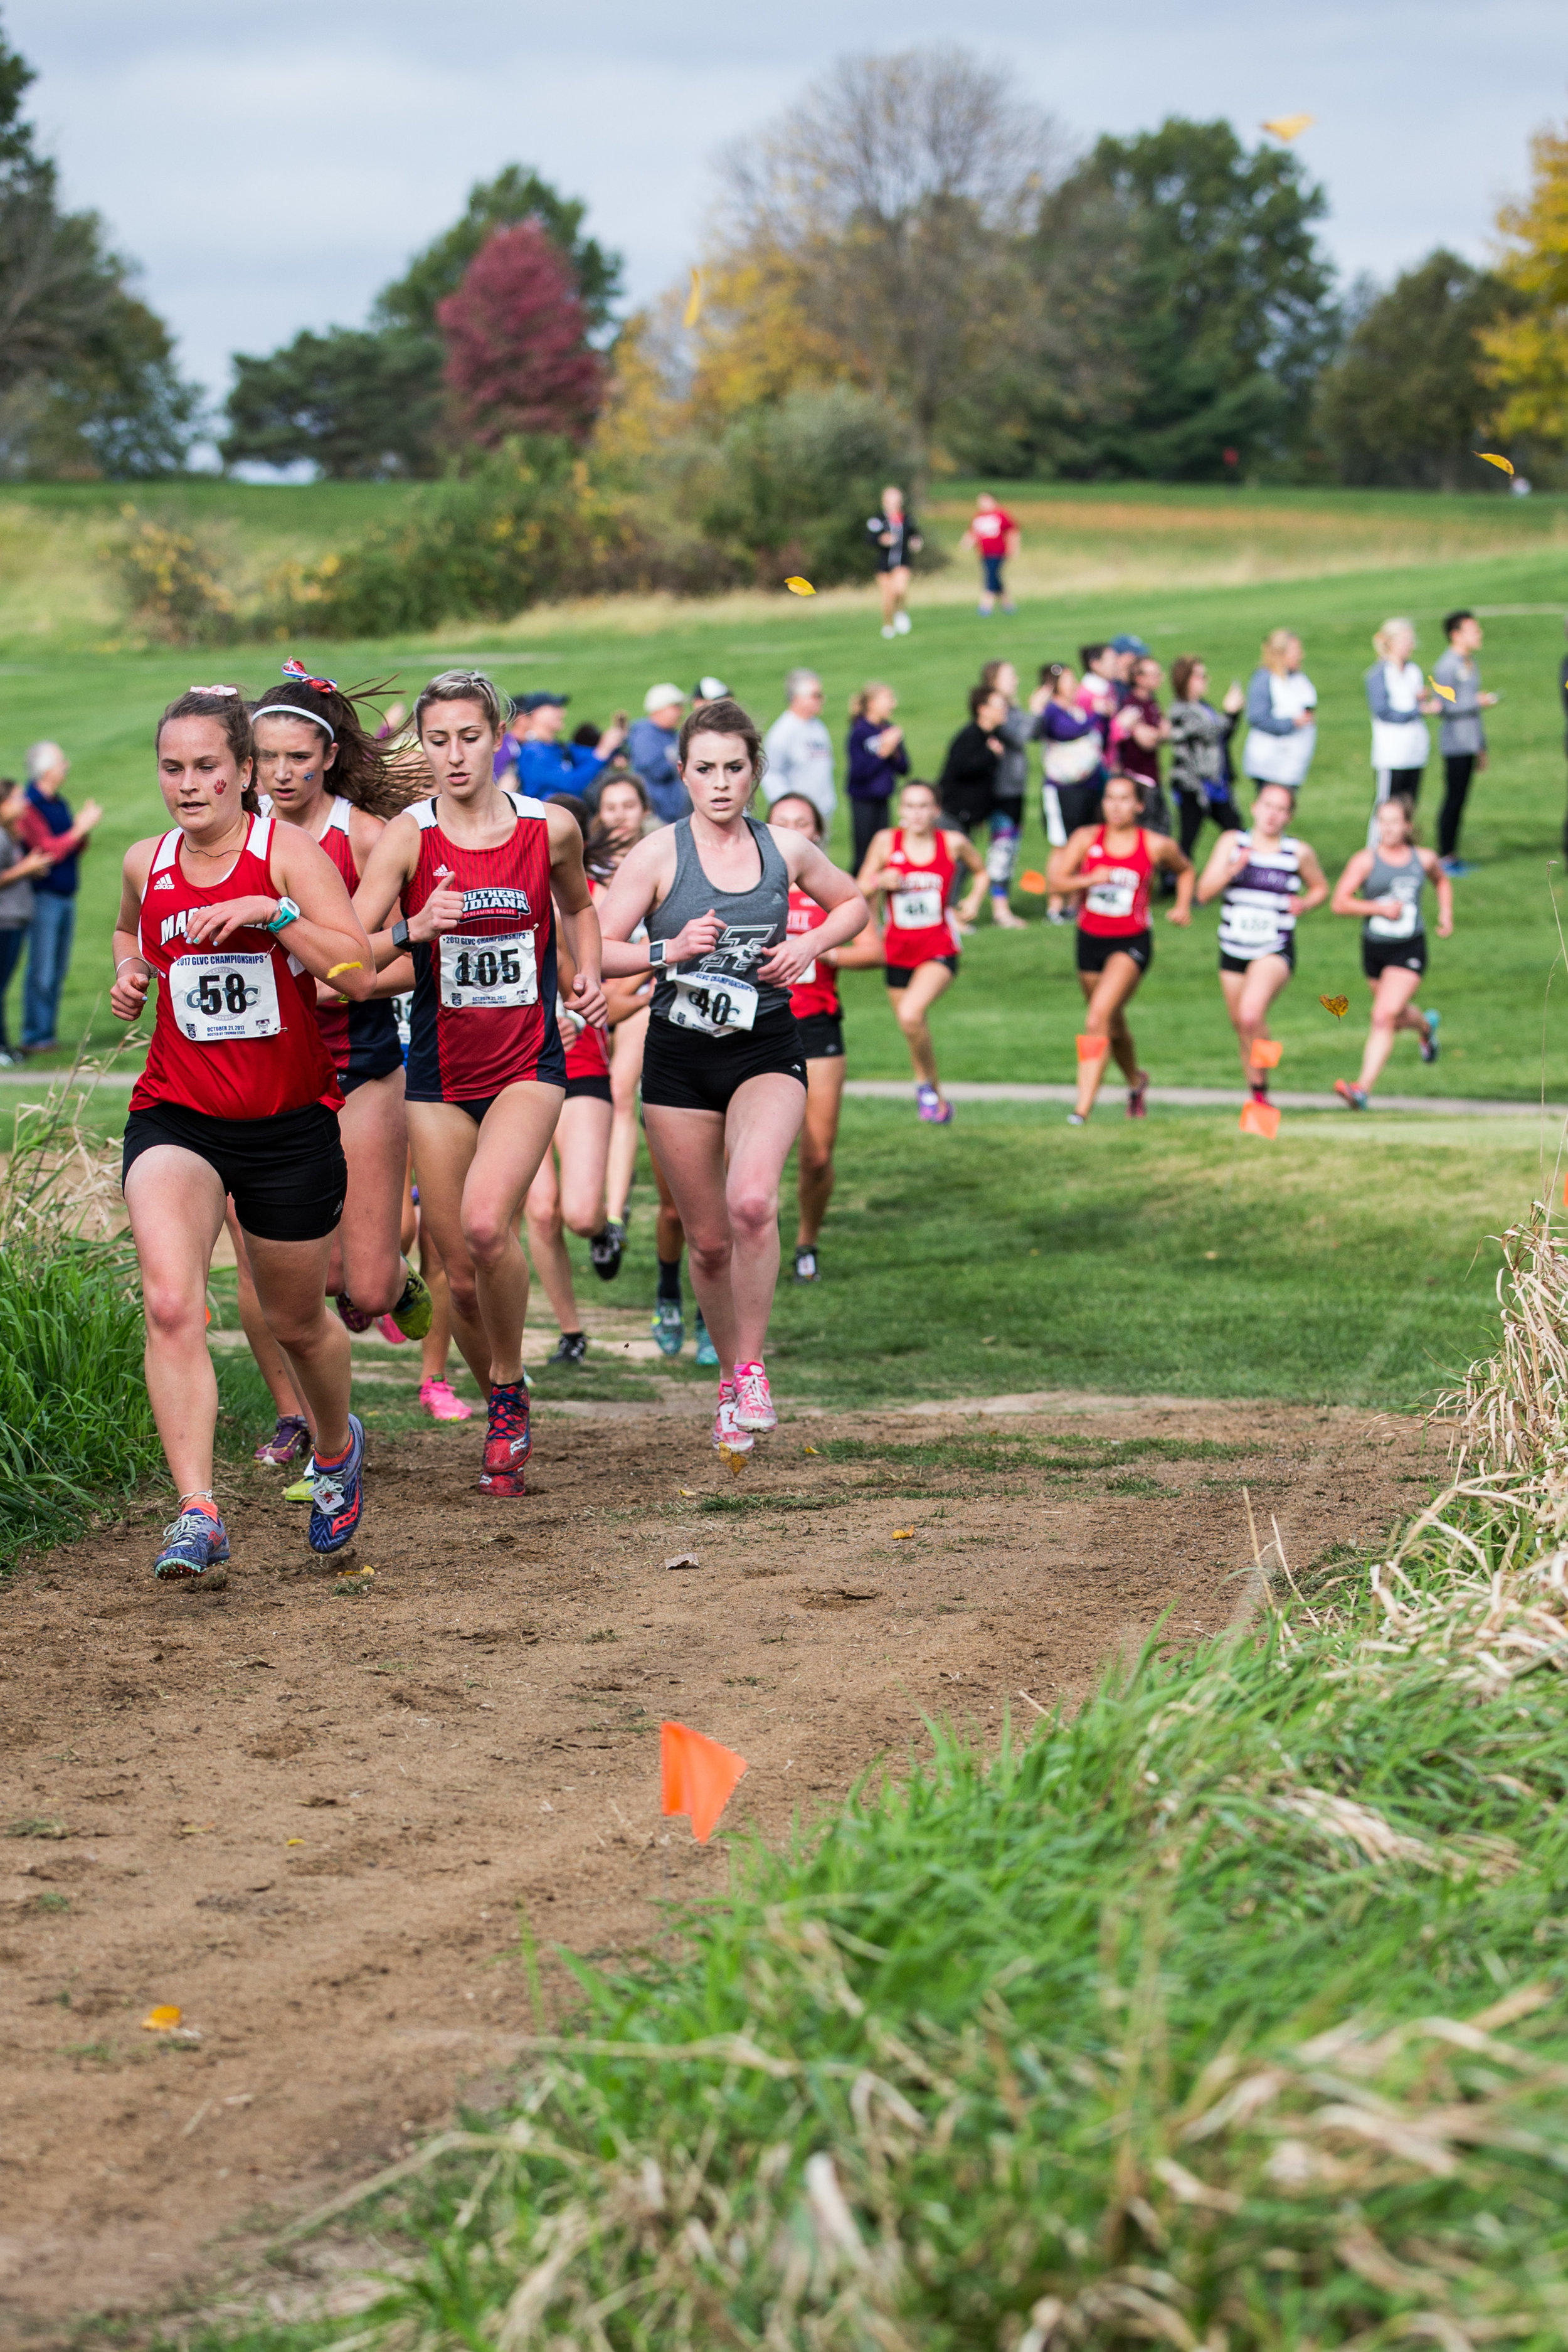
[7,0,1561,417]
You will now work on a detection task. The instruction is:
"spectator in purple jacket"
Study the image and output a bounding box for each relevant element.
[845,681,909,870]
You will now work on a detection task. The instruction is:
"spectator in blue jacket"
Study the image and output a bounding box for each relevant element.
[18,741,102,1054]
[625,684,689,824]
[511,692,627,801]
[845,681,908,869]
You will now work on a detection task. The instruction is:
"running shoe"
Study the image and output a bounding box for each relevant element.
[1127,1071,1150,1120]
[1066,1111,1086,1127]
[1440,858,1476,877]
[881,625,896,642]
[549,1331,588,1365]
[916,1084,953,1125]
[1421,1010,1441,1064]
[651,1298,685,1356]
[894,612,912,635]
[694,1312,718,1367]
[309,1415,365,1555]
[733,1360,777,1433]
[480,1378,531,1495]
[1334,1079,1370,1112]
[374,1314,408,1345]
[712,1382,754,1456]
[254,1413,310,1467]
[1249,1079,1271,1106]
[389,1268,433,1340]
[153,1507,230,1581]
[284,1465,314,1503]
[590,1221,625,1281]
[420,1376,472,1422]
[333,1292,376,1334]
[793,1245,819,1283]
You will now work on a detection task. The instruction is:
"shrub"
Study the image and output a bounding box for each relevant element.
[700,383,931,587]
[114,503,235,645]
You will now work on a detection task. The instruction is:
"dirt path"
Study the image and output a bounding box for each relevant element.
[0,1394,1431,2343]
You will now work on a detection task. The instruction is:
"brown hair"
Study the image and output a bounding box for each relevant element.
[249,665,415,820]
[978,659,1015,698]
[156,687,258,815]
[767,791,824,839]
[968,682,1004,721]
[677,695,765,783]
[1171,654,1205,701]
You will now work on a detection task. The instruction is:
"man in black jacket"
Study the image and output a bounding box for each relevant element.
[938,685,1007,839]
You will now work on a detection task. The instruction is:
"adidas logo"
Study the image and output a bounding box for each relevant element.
[152,872,175,891]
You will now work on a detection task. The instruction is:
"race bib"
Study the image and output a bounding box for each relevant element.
[439,930,538,1010]
[667,972,759,1037]
[1225,903,1283,948]
[1086,881,1135,920]
[1367,900,1417,941]
[172,951,281,1044]
[892,885,941,928]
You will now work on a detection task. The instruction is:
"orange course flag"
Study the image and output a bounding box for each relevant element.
[1249,1039,1282,1069]
[660,1720,748,1844]
[1017,869,1048,896]
[1076,1034,1110,1062]
[1239,1100,1282,1140]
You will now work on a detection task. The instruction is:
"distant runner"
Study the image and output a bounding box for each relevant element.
[1195,781,1328,1103]
[1329,798,1451,1109]
[857,777,986,1125]
[867,485,922,640]
[963,492,1020,617]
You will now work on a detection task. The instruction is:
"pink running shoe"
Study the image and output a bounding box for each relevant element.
[420,1376,472,1422]
[916,1083,953,1125]
[334,1291,376,1333]
[712,1382,754,1455]
[732,1360,777,1434]
[375,1313,410,1345]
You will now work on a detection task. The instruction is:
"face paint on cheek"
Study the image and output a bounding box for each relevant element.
[213,779,226,795]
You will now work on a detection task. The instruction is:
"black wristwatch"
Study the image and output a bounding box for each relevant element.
[391,918,411,951]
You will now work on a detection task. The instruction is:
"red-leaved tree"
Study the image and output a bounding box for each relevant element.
[437,221,605,445]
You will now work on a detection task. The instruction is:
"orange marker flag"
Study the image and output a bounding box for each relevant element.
[661,1720,748,1844]
[1239,1100,1281,1140]
[1017,869,1048,896]
[1076,1034,1110,1062]
[1249,1039,1282,1069]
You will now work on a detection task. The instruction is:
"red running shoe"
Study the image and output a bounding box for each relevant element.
[1127,1070,1150,1120]
[480,1378,531,1493]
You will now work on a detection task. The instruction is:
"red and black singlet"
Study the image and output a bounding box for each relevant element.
[562,874,610,1080]
[1076,825,1154,938]
[881,827,960,970]
[130,813,340,1121]
[786,885,841,1020]
[401,793,565,1104]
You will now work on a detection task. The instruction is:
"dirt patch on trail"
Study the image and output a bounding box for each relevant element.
[0,1394,1431,2342]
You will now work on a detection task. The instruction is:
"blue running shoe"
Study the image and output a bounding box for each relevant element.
[1421,1009,1441,1065]
[694,1311,719,1368]
[154,1508,230,1581]
[651,1298,684,1357]
[309,1414,365,1554]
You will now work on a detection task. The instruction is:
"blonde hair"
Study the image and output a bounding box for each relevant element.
[1259,628,1300,675]
[1373,617,1417,660]
[850,680,894,720]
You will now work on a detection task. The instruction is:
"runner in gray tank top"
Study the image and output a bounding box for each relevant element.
[598,697,868,1454]
[1329,797,1453,1108]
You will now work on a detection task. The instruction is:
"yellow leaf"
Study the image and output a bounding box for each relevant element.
[1260,113,1314,140]
[1475,451,1515,475]
[1427,674,1455,702]
[679,1487,696,1496]
[803,1446,819,1455]
[1320,994,1350,1020]
[177,1821,215,1836]
[285,1836,305,1846]
[783,576,815,596]
[684,267,704,330]
[142,2005,182,2032]
[893,1527,914,1540]
[326,960,363,980]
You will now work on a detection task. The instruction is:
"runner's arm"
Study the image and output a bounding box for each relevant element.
[947,828,989,923]
[1046,826,1098,898]
[109,840,157,1020]
[1194,830,1246,905]
[246,827,377,996]
[351,813,456,968]
[854,828,898,897]
[1422,849,1455,937]
[596,832,724,974]
[756,837,869,985]
[1151,832,1195,924]
[1330,849,1387,919]
[1293,843,1331,918]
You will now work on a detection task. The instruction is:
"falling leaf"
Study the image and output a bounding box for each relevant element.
[803,1446,820,1456]
[1320,994,1350,1020]
[177,1821,215,1836]
[142,2005,182,2032]
[1249,1039,1282,1069]
[1261,113,1314,140]
[336,1565,373,1579]
[665,1552,700,1571]
[326,961,363,980]
[285,1837,305,1846]
[893,1527,914,1540]
[784,576,816,596]
[1428,674,1455,702]
[1239,1100,1282,1140]
[1475,452,1515,475]
[1018,869,1047,895]
[679,1487,697,1496]
[684,267,704,329]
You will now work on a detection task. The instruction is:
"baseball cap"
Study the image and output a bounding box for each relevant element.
[644,682,684,714]
[519,689,569,712]
[692,675,729,700]
[1110,633,1150,657]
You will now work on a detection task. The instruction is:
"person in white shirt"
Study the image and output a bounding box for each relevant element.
[1242,629,1317,793]
[1364,618,1442,840]
[762,670,836,825]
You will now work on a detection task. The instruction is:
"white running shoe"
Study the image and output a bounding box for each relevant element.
[894,611,912,635]
[712,1382,754,1455]
[881,624,896,640]
[732,1360,777,1433]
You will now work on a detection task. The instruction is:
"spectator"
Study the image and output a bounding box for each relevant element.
[1110,632,1150,693]
[846,681,909,870]
[511,691,627,802]
[1560,618,1568,858]
[0,781,50,1066]
[763,669,836,824]
[1076,643,1124,747]
[14,741,102,1056]
[938,684,1007,853]
[571,721,605,749]
[625,684,689,823]
[978,659,1031,927]
[1167,655,1246,857]
[1031,664,1103,924]
[963,492,1020,617]
[691,675,729,711]
[1431,610,1498,873]
[1364,617,1441,823]
[1242,630,1317,795]
[866,484,921,639]
[1110,654,1173,838]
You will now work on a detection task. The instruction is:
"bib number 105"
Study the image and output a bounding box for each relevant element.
[439,931,538,1010]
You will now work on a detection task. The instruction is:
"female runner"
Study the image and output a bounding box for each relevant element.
[1195,781,1328,1101]
[857,776,986,1126]
[1329,797,1451,1109]
[598,697,867,1451]
[353,670,605,1498]
[769,791,882,1281]
[112,687,378,1577]
[1048,769,1194,1124]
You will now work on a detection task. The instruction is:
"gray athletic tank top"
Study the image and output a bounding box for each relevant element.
[647,815,792,1027]
[1362,844,1426,944]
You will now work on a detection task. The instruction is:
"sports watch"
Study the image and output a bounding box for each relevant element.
[391,918,411,950]
[265,896,300,933]
[647,938,667,968]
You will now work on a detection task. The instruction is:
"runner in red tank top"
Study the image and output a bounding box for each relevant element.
[771,792,884,1280]
[354,670,606,1499]
[857,778,985,1125]
[1047,769,1194,1124]
[114,687,380,1581]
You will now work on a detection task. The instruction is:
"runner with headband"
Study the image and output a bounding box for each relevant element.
[598,697,867,1451]
[112,686,377,1576]
[857,776,986,1125]
[1195,781,1328,1102]
[1048,768,1194,1123]
[353,670,605,1498]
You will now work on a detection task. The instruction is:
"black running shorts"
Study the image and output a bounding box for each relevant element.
[1220,938,1295,975]
[564,1073,613,1103]
[641,1007,807,1115]
[795,1010,845,1060]
[884,956,958,989]
[122,1099,346,1242]
[1362,935,1426,981]
[1076,928,1152,976]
